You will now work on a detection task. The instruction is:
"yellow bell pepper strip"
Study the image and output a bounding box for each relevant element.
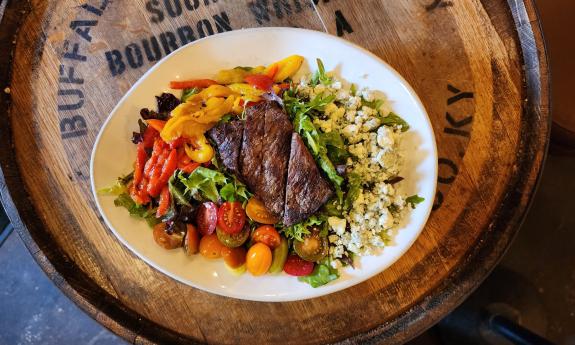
[265,55,304,82]
[184,134,214,163]
[188,95,235,124]
[170,101,202,118]
[215,66,266,84]
[228,83,263,102]
[186,85,237,103]
[160,115,214,142]
[169,79,218,89]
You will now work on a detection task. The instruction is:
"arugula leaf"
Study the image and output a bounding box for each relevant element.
[406,194,425,208]
[320,131,349,164]
[113,193,159,227]
[181,88,199,102]
[283,215,325,242]
[381,112,410,132]
[218,114,234,124]
[343,172,361,211]
[298,260,339,288]
[178,167,227,202]
[310,58,332,86]
[361,98,384,111]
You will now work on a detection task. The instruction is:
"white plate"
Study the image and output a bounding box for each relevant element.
[91,28,437,302]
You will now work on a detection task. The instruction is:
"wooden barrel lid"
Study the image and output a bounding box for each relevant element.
[0,0,549,343]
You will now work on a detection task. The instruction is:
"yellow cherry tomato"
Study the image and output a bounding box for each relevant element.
[245,197,280,224]
[246,243,272,276]
[221,246,247,269]
[199,234,225,259]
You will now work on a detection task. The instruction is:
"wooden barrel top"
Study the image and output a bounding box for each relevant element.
[0,0,549,344]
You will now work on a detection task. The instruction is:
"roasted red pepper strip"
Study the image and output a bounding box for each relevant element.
[133,142,147,186]
[180,162,200,174]
[156,186,170,218]
[244,74,274,91]
[169,79,218,89]
[144,139,164,177]
[169,137,187,150]
[148,149,177,197]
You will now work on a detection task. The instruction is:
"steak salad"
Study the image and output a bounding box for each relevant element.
[100,56,423,287]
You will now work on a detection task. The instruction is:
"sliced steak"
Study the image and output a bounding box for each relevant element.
[284,133,334,226]
[260,102,293,216]
[206,120,244,176]
[239,103,267,197]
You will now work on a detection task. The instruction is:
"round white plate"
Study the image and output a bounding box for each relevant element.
[91,27,437,302]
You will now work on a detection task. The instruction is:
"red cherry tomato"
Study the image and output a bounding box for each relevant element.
[217,201,246,234]
[283,255,315,276]
[244,74,274,91]
[251,225,281,248]
[196,202,218,236]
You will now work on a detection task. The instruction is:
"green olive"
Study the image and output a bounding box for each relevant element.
[294,230,328,262]
[216,225,250,248]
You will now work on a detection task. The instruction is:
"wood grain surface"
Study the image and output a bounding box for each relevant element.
[0,0,549,344]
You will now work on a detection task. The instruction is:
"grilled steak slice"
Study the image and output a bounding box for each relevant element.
[260,102,293,216]
[240,103,267,198]
[207,120,244,177]
[284,133,334,226]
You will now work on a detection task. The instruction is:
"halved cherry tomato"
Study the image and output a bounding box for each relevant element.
[246,243,272,276]
[217,201,246,234]
[251,225,281,249]
[169,79,218,89]
[199,233,225,259]
[221,247,247,269]
[283,255,315,276]
[146,119,166,132]
[245,198,280,224]
[156,185,170,218]
[293,229,328,262]
[196,202,218,236]
[153,222,184,250]
[183,224,199,255]
[244,74,274,91]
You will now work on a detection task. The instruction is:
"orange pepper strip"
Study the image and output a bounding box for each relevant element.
[146,119,166,132]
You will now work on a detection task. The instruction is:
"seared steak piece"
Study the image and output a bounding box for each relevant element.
[240,103,266,198]
[284,133,334,226]
[261,102,293,216]
[207,120,244,176]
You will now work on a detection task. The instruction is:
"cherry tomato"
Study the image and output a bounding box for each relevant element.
[216,225,250,248]
[196,202,218,236]
[245,198,279,224]
[293,229,328,262]
[153,223,184,250]
[251,225,281,248]
[199,234,225,259]
[283,255,314,276]
[246,243,272,276]
[244,74,274,91]
[183,224,199,256]
[217,201,246,234]
[221,247,247,269]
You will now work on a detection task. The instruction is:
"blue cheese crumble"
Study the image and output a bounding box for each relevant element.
[297,74,410,261]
